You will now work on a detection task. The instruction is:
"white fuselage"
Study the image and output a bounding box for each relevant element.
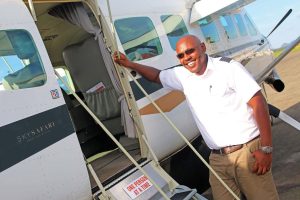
[0,0,274,199]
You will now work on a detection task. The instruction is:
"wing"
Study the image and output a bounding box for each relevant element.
[256,36,300,84]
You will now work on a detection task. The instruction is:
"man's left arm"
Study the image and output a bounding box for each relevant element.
[248,91,273,175]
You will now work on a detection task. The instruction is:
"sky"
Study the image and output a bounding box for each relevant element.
[245,0,300,49]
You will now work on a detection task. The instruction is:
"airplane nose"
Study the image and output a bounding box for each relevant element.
[265,70,285,92]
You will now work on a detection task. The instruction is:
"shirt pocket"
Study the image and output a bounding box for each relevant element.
[209,83,227,97]
[209,83,231,112]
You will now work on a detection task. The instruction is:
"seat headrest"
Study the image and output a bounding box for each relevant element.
[7,30,36,59]
[3,63,45,90]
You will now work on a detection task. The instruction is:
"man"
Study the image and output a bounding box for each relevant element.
[114,35,278,200]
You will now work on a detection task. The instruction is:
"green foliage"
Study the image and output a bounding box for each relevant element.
[273,44,300,57]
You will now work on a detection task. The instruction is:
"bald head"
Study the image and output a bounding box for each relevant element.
[176,35,202,51]
[175,34,207,75]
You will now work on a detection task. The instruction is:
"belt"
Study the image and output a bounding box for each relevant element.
[211,136,259,155]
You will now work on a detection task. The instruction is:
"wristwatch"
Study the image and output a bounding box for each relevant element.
[260,146,273,154]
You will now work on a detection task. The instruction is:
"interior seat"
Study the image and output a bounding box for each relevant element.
[61,89,118,158]
[62,36,123,136]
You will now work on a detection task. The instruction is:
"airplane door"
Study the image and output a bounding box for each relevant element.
[0,1,91,200]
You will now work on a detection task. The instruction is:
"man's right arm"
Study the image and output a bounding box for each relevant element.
[113,52,161,84]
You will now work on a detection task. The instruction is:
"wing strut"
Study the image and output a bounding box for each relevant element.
[268,104,300,131]
[257,36,300,84]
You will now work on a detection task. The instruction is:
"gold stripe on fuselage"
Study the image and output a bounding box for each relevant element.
[139,91,185,115]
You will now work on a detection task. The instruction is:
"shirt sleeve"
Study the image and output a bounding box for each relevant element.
[230,61,261,103]
[159,67,184,91]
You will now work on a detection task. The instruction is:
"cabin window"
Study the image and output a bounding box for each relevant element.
[114,17,163,61]
[198,17,220,43]
[160,15,189,50]
[233,14,248,36]
[55,67,75,94]
[220,15,238,39]
[0,30,46,91]
[244,14,257,36]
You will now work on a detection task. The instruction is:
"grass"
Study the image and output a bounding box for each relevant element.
[273,43,300,57]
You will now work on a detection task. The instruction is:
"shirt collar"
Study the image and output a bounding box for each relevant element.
[196,54,215,78]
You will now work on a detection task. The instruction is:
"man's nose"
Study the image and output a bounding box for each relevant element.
[184,54,192,60]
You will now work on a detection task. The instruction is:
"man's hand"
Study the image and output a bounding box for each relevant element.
[113,51,132,68]
[252,150,272,175]
[113,51,161,83]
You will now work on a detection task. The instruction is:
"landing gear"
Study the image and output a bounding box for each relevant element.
[268,104,300,131]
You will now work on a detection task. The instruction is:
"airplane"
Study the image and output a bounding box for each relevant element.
[0,0,299,200]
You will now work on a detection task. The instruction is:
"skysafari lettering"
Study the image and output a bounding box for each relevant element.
[16,122,55,144]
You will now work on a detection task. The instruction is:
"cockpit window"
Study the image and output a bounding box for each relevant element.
[220,15,238,39]
[0,30,46,91]
[244,14,257,36]
[198,17,220,44]
[114,17,163,61]
[160,15,189,50]
[233,14,248,37]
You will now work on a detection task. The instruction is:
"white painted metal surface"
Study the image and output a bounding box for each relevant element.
[0,1,92,200]
[190,0,255,23]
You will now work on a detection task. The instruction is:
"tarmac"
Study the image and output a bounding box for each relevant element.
[266,50,300,200]
[203,50,300,200]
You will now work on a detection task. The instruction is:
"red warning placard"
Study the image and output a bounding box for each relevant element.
[123,175,153,199]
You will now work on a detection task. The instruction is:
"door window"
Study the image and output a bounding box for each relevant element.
[220,15,238,39]
[55,67,75,94]
[160,15,189,50]
[198,17,220,43]
[0,30,46,91]
[244,14,257,36]
[114,17,163,61]
[233,14,248,36]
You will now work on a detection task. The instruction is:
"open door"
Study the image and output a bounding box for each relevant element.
[0,1,91,200]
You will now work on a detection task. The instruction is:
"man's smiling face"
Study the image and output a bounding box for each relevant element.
[176,35,207,75]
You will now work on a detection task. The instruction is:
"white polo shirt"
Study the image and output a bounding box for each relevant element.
[159,56,261,149]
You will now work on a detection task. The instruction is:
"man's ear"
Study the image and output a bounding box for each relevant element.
[200,42,206,52]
